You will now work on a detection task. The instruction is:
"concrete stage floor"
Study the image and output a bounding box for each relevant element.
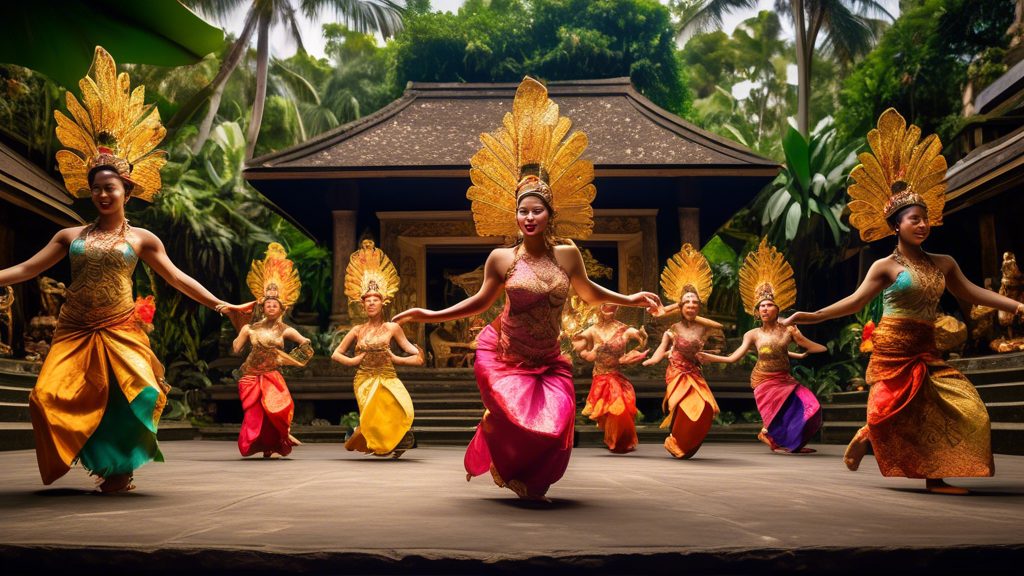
[1,440,1022,574]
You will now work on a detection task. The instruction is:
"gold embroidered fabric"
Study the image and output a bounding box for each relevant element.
[883,252,945,322]
[752,328,791,376]
[54,47,166,202]
[61,222,136,328]
[467,77,595,241]
[499,251,570,364]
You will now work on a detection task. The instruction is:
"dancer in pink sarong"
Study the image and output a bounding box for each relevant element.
[393,77,659,501]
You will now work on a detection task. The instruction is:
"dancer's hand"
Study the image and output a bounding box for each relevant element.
[221,301,256,330]
[579,349,596,362]
[628,291,662,315]
[620,348,649,365]
[780,311,814,327]
[392,308,432,325]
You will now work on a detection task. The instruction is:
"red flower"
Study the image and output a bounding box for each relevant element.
[135,295,156,324]
[859,320,875,354]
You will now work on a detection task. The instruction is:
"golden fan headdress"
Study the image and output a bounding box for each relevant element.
[661,243,713,303]
[247,243,302,308]
[847,108,946,242]
[54,46,166,202]
[344,239,399,304]
[739,238,796,314]
[467,76,596,240]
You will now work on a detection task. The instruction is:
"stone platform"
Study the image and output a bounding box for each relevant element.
[1,441,1022,574]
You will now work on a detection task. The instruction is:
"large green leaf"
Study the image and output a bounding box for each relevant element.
[2,0,223,88]
[782,126,811,202]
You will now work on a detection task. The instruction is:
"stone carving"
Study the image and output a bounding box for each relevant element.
[23,277,66,361]
[970,251,1024,353]
[0,286,13,357]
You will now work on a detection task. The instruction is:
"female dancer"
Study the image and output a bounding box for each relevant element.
[393,77,660,501]
[783,109,1023,493]
[0,47,247,491]
[332,240,423,458]
[697,238,827,453]
[232,243,313,458]
[573,303,648,453]
[643,244,722,459]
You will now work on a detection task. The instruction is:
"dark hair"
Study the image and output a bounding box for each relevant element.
[87,165,134,195]
[885,203,926,229]
[516,191,555,218]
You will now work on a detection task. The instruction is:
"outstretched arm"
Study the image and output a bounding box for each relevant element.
[697,330,754,364]
[789,326,827,354]
[940,254,1024,314]
[393,249,508,325]
[0,228,75,286]
[134,228,251,327]
[618,328,649,365]
[388,323,425,366]
[783,258,894,326]
[641,330,673,366]
[331,329,363,367]
[557,245,661,312]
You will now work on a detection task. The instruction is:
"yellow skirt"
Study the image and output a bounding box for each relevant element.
[347,366,414,455]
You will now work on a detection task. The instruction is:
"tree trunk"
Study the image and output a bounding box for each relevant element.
[245,12,272,161]
[791,0,810,137]
[186,7,259,153]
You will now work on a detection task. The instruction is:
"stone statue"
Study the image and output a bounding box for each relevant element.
[0,286,13,357]
[23,276,66,361]
[971,252,1024,353]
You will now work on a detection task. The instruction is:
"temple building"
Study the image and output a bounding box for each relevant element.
[244,78,779,339]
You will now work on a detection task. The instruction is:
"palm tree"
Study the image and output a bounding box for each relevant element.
[680,0,892,137]
[180,0,404,158]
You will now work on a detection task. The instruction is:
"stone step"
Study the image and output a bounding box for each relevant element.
[975,382,1024,403]
[821,403,867,423]
[0,401,30,422]
[986,401,1024,423]
[992,422,1024,455]
[415,409,485,418]
[0,421,196,452]
[0,384,32,403]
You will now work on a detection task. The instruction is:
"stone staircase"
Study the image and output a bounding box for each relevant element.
[198,364,763,447]
[821,351,1024,455]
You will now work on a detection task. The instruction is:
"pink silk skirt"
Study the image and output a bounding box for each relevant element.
[238,371,294,457]
[464,324,575,496]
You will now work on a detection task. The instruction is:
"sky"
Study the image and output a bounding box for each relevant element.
[217,0,901,64]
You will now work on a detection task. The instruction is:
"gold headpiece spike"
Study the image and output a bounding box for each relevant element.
[738,238,796,315]
[54,46,166,202]
[246,243,302,308]
[344,238,400,304]
[846,108,947,242]
[660,243,714,304]
[467,76,595,240]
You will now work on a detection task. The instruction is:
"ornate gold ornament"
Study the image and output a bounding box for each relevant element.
[660,243,713,304]
[847,108,946,242]
[467,76,596,241]
[344,238,399,304]
[246,243,302,308]
[739,238,796,314]
[54,46,166,202]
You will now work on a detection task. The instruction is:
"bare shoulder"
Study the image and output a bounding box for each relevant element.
[927,252,957,272]
[57,225,88,243]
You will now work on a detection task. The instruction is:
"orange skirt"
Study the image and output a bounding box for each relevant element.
[582,371,638,453]
[660,363,719,458]
[865,317,993,478]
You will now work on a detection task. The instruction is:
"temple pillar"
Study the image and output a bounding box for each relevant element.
[678,207,699,248]
[331,210,357,326]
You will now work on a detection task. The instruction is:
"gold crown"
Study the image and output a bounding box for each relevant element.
[54,47,166,202]
[515,173,553,205]
[847,109,946,242]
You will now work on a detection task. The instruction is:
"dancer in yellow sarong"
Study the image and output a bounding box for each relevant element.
[332,239,423,458]
[784,109,1024,494]
[0,47,247,491]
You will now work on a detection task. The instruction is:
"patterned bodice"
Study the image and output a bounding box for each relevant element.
[498,250,569,364]
[754,327,790,373]
[592,323,629,375]
[355,323,393,372]
[669,324,704,371]
[241,324,286,375]
[61,222,137,327]
[883,254,945,322]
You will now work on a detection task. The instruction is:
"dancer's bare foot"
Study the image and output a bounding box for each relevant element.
[98,473,134,493]
[843,426,870,471]
[758,429,782,452]
[663,437,685,459]
[926,479,970,495]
